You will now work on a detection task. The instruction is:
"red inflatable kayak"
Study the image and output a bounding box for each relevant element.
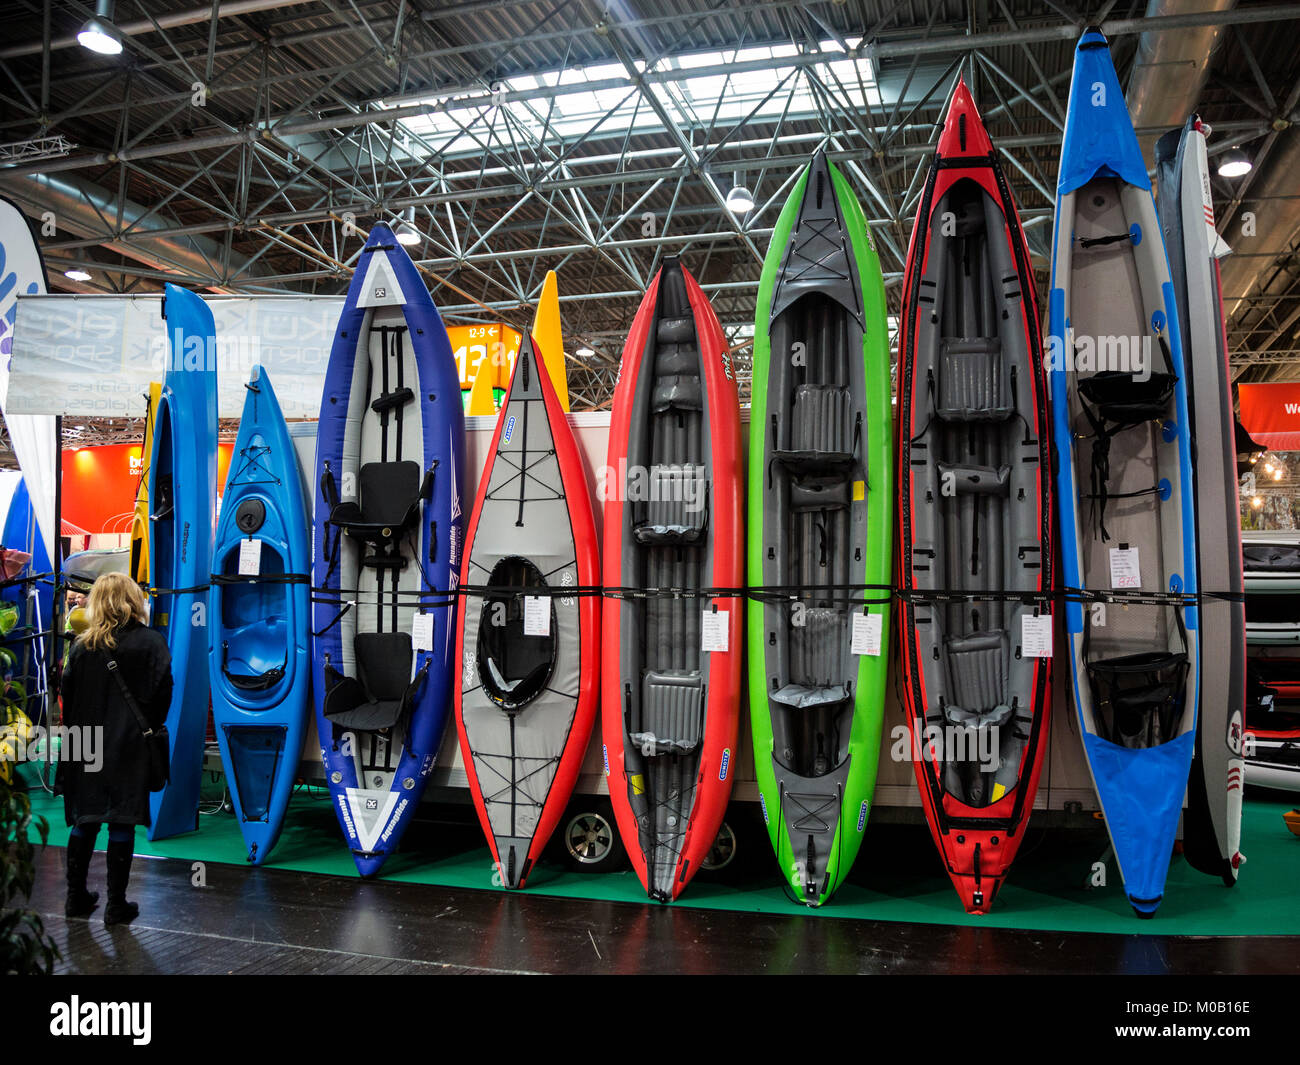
[602,257,743,901]
[455,335,600,888]
[895,79,1054,913]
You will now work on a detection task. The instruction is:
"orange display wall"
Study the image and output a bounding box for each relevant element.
[449,323,521,393]
[61,443,234,537]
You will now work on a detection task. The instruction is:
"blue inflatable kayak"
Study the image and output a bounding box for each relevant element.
[312,222,464,877]
[148,283,217,841]
[209,366,310,864]
[1,476,53,720]
[1048,29,1199,917]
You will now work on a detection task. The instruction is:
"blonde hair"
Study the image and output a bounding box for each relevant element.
[82,572,148,651]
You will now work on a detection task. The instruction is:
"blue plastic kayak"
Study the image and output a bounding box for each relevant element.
[312,222,464,878]
[1048,29,1199,917]
[209,366,310,864]
[1,476,53,717]
[147,283,217,841]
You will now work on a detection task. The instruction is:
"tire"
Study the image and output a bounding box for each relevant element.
[558,800,626,873]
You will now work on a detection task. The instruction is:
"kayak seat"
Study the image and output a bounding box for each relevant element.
[944,629,1009,713]
[789,476,849,511]
[222,615,289,692]
[476,558,556,712]
[790,606,846,690]
[323,631,424,732]
[937,337,1012,422]
[1085,650,1189,749]
[1077,370,1177,427]
[329,460,432,552]
[651,375,703,412]
[936,462,1011,497]
[633,464,708,544]
[633,669,703,755]
[775,384,855,468]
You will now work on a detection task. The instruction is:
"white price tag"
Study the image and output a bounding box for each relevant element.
[1021,613,1053,658]
[411,612,433,652]
[237,538,261,576]
[701,609,729,652]
[1109,546,1141,589]
[851,611,883,656]
[523,596,550,636]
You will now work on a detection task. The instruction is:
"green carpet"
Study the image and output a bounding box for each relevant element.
[20,763,1300,935]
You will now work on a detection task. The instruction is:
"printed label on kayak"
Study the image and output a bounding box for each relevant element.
[700,609,728,652]
[503,414,516,443]
[523,595,550,636]
[602,744,609,776]
[1109,545,1140,589]
[851,611,882,656]
[856,799,869,832]
[238,537,261,576]
[719,748,730,781]
[759,792,769,824]
[411,612,433,651]
[1021,613,1053,658]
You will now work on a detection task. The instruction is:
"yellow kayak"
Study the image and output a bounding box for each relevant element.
[130,382,161,585]
[532,270,569,411]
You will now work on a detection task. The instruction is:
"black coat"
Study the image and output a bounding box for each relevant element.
[56,620,173,828]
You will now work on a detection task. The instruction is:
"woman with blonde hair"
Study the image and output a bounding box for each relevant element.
[56,571,172,925]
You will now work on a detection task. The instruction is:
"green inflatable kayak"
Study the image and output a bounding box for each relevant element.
[747,151,893,906]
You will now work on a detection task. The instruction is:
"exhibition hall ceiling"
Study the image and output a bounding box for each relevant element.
[1,0,1298,442]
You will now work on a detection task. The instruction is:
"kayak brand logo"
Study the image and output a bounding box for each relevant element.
[503,414,516,444]
[49,997,151,1045]
[596,459,707,514]
[1044,328,1152,382]
[719,748,730,781]
[890,723,1000,773]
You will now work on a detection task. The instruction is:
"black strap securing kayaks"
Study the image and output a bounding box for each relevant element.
[148,583,210,597]
[211,572,310,586]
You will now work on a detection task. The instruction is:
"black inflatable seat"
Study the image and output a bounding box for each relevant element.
[634,669,704,755]
[783,605,849,701]
[1086,650,1189,749]
[937,337,1013,422]
[775,384,855,468]
[789,476,849,512]
[1078,370,1177,427]
[634,464,709,544]
[936,462,1011,497]
[328,460,431,551]
[651,374,703,411]
[323,631,424,732]
[943,629,1010,714]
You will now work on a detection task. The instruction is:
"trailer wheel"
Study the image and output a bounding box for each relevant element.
[561,802,625,872]
[701,820,738,871]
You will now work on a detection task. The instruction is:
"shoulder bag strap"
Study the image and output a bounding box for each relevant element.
[106,657,155,738]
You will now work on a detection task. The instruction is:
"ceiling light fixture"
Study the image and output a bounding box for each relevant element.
[725,171,754,214]
[1217,147,1252,179]
[395,206,420,246]
[77,0,123,56]
[63,268,92,282]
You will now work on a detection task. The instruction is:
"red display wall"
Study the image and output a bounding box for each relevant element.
[61,443,234,536]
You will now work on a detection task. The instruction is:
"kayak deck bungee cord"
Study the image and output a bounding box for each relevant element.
[602,257,743,903]
[1049,28,1200,918]
[147,283,217,841]
[748,150,893,907]
[455,335,600,889]
[209,366,311,866]
[896,78,1054,915]
[1155,116,1246,887]
[312,221,464,879]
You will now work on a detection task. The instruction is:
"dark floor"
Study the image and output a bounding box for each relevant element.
[28,846,1300,975]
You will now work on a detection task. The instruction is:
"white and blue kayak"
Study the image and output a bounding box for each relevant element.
[312,222,464,878]
[1048,29,1199,917]
[1155,116,1246,886]
[209,366,311,865]
[148,284,218,840]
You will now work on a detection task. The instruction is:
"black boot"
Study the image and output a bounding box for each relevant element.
[64,831,99,918]
[103,838,139,926]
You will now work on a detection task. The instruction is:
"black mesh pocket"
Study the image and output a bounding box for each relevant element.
[1086,650,1188,748]
[1077,371,1177,426]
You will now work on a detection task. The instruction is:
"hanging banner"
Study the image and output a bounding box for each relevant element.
[9,293,343,418]
[1238,383,1300,451]
[60,442,234,537]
